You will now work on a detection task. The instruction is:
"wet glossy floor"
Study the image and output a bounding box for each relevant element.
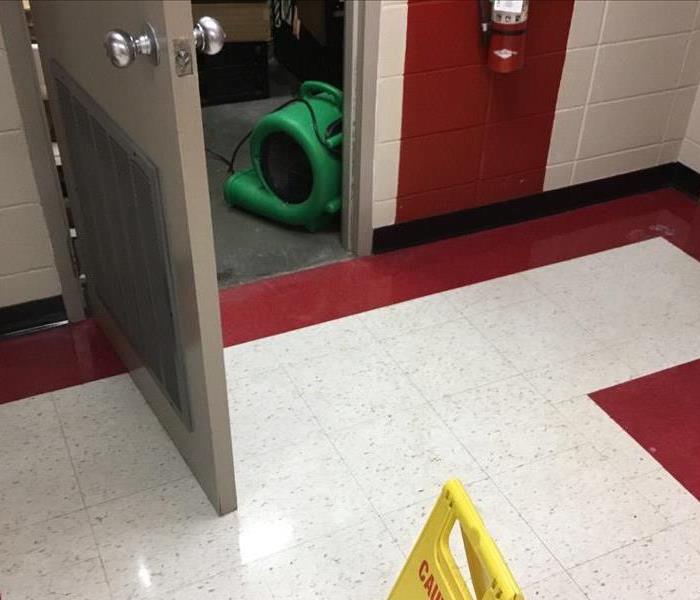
[1,190,700,598]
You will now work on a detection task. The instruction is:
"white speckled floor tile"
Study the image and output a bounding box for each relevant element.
[227,368,322,459]
[444,272,544,319]
[435,377,584,474]
[1,557,111,600]
[494,444,620,502]
[225,315,376,380]
[523,571,587,599]
[4,237,700,600]
[655,318,700,367]
[611,331,680,378]
[165,564,273,600]
[331,406,485,514]
[630,469,700,524]
[382,319,517,400]
[522,249,611,296]
[258,517,405,600]
[358,293,461,340]
[469,296,602,372]
[546,249,700,346]
[546,483,670,567]
[234,432,377,562]
[678,517,700,554]
[0,395,83,532]
[524,349,635,403]
[53,375,191,506]
[0,511,99,597]
[555,395,660,478]
[570,525,700,600]
[287,344,395,390]
[289,350,428,434]
[492,446,668,568]
[88,476,246,600]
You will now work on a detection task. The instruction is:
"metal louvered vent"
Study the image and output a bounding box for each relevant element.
[52,64,191,428]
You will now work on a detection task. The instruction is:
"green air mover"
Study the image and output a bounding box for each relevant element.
[224,81,343,232]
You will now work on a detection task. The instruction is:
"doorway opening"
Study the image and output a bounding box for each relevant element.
[196,0,350,288]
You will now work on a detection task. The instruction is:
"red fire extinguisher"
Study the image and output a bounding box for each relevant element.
[482,0,529,73]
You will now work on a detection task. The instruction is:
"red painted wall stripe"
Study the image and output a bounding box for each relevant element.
[396,0,574,223]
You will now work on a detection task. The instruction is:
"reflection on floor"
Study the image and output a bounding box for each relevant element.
[202,62,350,288]
[2,236,699,599]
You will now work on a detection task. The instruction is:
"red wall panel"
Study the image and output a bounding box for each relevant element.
[395,0,574,224]
[402,66,490,138]
[480,113,555,179]
[404,0,484,73]
[398,127,484,196]
[397,183,478,222]
[488,52,567,123]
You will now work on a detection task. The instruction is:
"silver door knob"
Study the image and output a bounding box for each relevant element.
[193,17,225,55]
[104,23,159,68]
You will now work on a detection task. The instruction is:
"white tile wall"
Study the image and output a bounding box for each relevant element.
[573,144,661,185]
[680,30,700,86]
[680,137,700,171]
[659,140,683,164]
[0,130,41,208]
[579,92,674,159]
[371,1,408,225]
[556,48,596,109]
[0,268,61,307]
[589,35,688,103]
[377,3,408,78]
[665,86,698,141]
[0,204,56,276]
[543,163,574,192]
[548,108,583,164]
[372,198,397,228]
[548,0,700,188]
[0,20,61,307]
[373,141,401,202]
[375,76,403,143]
[601,0,696,43]
[567,0,606,49]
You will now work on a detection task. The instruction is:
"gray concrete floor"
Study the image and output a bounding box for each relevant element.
[202,62,350,288]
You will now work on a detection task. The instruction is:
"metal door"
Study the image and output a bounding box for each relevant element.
[31,0,236,514]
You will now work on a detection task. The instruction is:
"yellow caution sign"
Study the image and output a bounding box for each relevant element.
[387,480,524,600]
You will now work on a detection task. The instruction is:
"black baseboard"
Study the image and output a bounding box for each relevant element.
[0,295,67,338]
[373,162,700,253]
[670,161,700,199]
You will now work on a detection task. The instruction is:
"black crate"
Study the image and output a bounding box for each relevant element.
[197,41,270,106]
[271,0,344,88]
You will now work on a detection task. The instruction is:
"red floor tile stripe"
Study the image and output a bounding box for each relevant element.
[2,187,699,404]
[591,359,700,501]
[0,320,124,405]
[219,188,700,346]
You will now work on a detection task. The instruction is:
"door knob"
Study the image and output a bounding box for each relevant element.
[104,23,159,68]
[193,17,225,55]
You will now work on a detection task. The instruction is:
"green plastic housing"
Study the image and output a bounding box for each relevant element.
[224,81,343,232]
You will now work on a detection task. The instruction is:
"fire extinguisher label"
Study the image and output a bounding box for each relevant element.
[494,0,524,13]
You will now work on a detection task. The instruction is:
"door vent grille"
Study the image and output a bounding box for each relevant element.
[52,65,191,428]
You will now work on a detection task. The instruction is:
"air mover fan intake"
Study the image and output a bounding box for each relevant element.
[224,81,343,232]
[259,132,314,205]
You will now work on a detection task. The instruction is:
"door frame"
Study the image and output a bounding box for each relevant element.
[341,0,379,257]
[15,0,380,324]
[0,0,85,321]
